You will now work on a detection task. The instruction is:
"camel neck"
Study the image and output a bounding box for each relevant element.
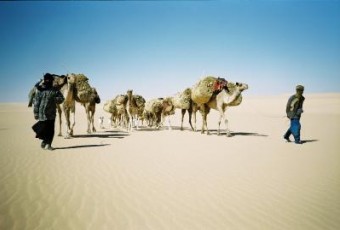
[127,93,134,105]
[223,88,241,104]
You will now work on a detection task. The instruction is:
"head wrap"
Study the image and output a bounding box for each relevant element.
[296,85,304,91]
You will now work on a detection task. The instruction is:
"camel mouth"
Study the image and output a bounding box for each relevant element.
[240,84,249,91]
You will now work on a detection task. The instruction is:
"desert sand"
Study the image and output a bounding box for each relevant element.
[0,93,339,230]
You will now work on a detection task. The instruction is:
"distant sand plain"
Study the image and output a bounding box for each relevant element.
[0,93,339,230]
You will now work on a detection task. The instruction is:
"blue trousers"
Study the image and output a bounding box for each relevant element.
[284,118,301,143]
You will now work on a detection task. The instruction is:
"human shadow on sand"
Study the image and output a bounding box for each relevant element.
[301,139,318,143]
[72,131,129,139]
[54,144,110,150]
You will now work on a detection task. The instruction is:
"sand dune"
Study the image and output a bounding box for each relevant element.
[0,94,339,230]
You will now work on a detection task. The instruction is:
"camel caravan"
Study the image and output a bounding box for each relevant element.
[103,76,248,136]
[29,73,248,137]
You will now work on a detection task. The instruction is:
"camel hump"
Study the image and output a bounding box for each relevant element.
[145,98,163,113]
[172,88,192,109]
[73,74,93,102]
[114,94,128,105]
[191,76,217,104]
[133,95,146,108]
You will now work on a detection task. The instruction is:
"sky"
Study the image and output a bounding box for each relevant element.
[0,0,339,102]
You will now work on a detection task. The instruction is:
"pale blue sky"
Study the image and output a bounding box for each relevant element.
[1,1,339,102]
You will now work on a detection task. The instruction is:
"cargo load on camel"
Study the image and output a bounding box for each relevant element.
[72,74,93,102]
[191,76,229,104]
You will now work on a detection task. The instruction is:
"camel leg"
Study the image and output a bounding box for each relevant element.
[86,108,91,134]
[127,114,133,132]
[70,106,76,137]
[64,109,71,138]
[109,114,114,127]
[200,110,205,134]
[134,117,138,129]
[150,114,155,127]
[91,110,96,133]
[156,112,162,129]
[192,104,198,132]
[57,105,62,136]
[224,113,232,137]
[201,112,209,135]
[193,110,197,132]
[200,104,210,135]
[217,111,224,136]
[66,110,75,138]
[135,116,140,130]
[188,108,194,131]
[181,109,186,131]
[119,114,124,128]
[124,114,129,130]
[219,106,231,137]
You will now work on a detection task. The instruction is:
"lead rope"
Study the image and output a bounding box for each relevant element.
[244,98,290,125]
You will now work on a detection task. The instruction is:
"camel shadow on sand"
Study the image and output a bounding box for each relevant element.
[71,131,129,139]
[54,144,110,150]
[230,132,268,137]
[198,130,268,137]
[128,126,192,132]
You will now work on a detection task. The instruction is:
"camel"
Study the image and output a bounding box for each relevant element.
[104,92,145,131]
[171,88,198,131]
[59,78,77,138]
[126,90,145,131]
[66,73,99,134]
[28,74,76,138]
[81,87,101,133]
[194,81,248,136]
[103,94,128,129]
[144,97,175,129]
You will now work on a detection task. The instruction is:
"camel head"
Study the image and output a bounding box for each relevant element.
[223,82,248,106]
[52,75,67,89]
[134,95,146,108]
[162,97,175,114]
[66,73,77,84]
[90,87,101,104]
[66,73,89,85]
[235,82,249,92]
[127,90,133,97]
